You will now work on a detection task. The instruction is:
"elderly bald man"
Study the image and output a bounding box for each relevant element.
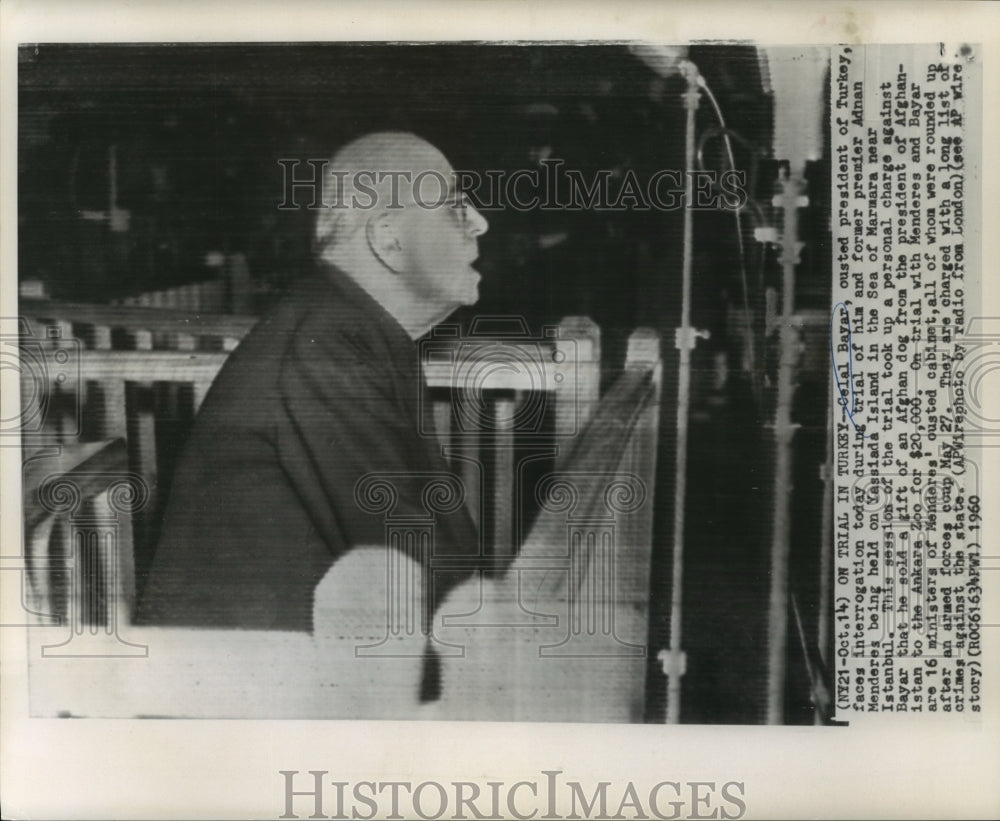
[136,133,489,640]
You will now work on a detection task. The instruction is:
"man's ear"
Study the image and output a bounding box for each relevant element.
[366,210,405,273]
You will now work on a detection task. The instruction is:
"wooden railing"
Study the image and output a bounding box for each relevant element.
[21,298,258,352]
[21,300,663,721]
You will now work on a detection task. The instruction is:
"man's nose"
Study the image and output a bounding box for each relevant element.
[465,203,489,238]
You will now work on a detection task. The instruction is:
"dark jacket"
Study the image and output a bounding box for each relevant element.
[135,263,480,631]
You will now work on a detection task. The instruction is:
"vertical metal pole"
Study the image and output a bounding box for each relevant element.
[764,169,805,724]
[661,61,705,724]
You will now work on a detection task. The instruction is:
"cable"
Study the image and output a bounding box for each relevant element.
[697,75,764,406]
[695,126,764,224]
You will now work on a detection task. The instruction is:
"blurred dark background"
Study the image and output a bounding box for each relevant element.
[19,42,832,724]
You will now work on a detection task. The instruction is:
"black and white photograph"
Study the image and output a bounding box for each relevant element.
[1,2,997,819]
[14,38,838,726]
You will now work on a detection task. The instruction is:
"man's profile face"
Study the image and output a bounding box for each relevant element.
[396,154,489,312]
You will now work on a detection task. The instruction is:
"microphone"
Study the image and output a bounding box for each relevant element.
[627,44,702,87]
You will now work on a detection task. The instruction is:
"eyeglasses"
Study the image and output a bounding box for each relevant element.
[451,190,482,233]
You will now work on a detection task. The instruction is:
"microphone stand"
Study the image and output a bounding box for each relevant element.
[659,59,710,724]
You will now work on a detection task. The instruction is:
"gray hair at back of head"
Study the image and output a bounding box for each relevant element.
[314,130,444,256]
